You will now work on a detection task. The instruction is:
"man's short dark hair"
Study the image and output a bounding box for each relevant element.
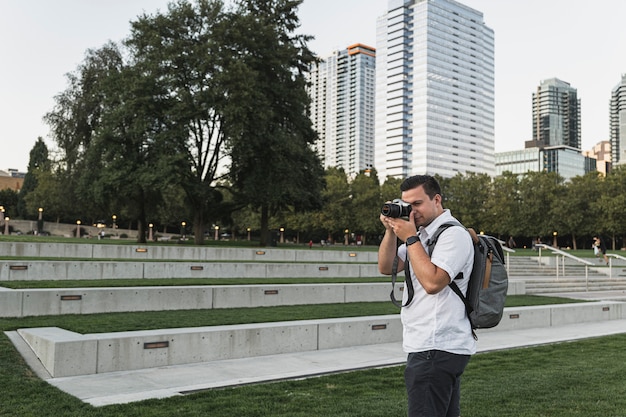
[400,175,441,200]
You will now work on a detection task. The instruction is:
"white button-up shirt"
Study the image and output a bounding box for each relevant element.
[396,209,476,355]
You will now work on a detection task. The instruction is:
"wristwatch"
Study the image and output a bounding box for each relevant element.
[405,235,420,246]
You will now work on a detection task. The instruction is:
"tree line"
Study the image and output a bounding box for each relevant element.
[252,167,626,251]
[5,153,626,250]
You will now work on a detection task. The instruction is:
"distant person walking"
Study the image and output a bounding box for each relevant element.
[507,236,516,249]
[593,236,609,265]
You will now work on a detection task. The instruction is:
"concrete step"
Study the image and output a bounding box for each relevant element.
[19,317,626,407]
[11,301,624,379]
[0,241,378,263]
[0,260,381,281]
[0,283,391,318]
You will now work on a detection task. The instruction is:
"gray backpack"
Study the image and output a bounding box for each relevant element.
[429,222,508,339]
[391,221,508,340]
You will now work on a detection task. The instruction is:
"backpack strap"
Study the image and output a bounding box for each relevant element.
[391,221,462,308]
[427,221,478,340]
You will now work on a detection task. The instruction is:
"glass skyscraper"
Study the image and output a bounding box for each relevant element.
[307,44,376,176]
[610,74,626,165]
[528,78,581,150]
[374,0,495,181]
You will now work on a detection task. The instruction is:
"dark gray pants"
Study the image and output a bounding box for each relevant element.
[405,350,471,417]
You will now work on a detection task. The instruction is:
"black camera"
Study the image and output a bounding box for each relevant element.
[381,199,412,218]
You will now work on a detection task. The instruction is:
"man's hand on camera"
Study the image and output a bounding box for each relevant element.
[382,212,417,243]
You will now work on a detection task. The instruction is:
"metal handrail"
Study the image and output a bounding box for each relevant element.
[496,238,515,275]
[607,253,626,278]
[536,244,594,290]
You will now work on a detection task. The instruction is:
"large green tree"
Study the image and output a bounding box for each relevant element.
[517,171,564,241]
[45,42,176,241]
[442,172,492,233]
[127,0,230,244]
[226,0,324,246]
[310,167,352,244]
[486,171,522,238]
[17,137,50,219]
[596,166,626,249]
[552,172,602,249]
[44,43,128,227]
[350,168,383,244]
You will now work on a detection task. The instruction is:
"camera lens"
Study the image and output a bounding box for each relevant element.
[381,203,399,217]
[381,202,411,218]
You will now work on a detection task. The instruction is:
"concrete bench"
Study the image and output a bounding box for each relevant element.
[16,315,402,377]
[13,301,625,378]
[0,283,390,317]
[482,300,624,332]
[0,281,526,318]
[0,242,379,263]
[0,261,380,281]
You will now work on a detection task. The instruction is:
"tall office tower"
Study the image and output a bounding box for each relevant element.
[374,0,495,181]
[307,44,376,175]
[610,74,626,165]
[528,78,581,149]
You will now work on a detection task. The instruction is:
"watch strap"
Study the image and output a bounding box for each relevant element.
[406,235,420,246]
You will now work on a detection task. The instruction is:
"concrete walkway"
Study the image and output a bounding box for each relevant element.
[9,307,626,407]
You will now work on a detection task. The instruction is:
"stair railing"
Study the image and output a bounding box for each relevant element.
[536,244,594,290]
[607,253,626,278]
[496,238,515,274]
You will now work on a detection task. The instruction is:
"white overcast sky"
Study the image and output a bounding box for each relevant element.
[1,0,626,172]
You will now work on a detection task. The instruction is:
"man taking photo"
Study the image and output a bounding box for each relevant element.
[378,174,475,417]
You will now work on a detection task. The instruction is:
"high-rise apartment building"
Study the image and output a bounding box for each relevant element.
[307,44,376,175]
[610,74,626,165]
[374,0,495,181]
[527,78,581,149]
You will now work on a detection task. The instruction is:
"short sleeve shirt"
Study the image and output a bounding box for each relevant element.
[396,209,476,355]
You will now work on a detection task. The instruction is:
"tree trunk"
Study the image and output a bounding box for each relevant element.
[136,198,147,243]
[260,204,269,247]
[193,211,205,245]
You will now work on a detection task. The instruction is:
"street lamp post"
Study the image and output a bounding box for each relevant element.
[553,231,558,248]
[279,227,285,243]
[149,223,154,241]
[247,227,251,241]
[76,220,81,238]
[214,225,219,241]
[344,229,349,245]
[37,207,44,235]
[4,217,9,235]
[0,206,4,233]
[112,215,117,230]
[181,221,186,239]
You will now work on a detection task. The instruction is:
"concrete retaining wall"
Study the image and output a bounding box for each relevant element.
[0,241,378,263]
[0,281,526,318]
[17,315,402,377]
[484,300,624,332]
[0,283,392,317]
[15,301,625,378]
[0,261,380,281]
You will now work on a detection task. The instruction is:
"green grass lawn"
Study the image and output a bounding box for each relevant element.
[1,325,624,416]
[0,237,619,415]
[0,294,603,417]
